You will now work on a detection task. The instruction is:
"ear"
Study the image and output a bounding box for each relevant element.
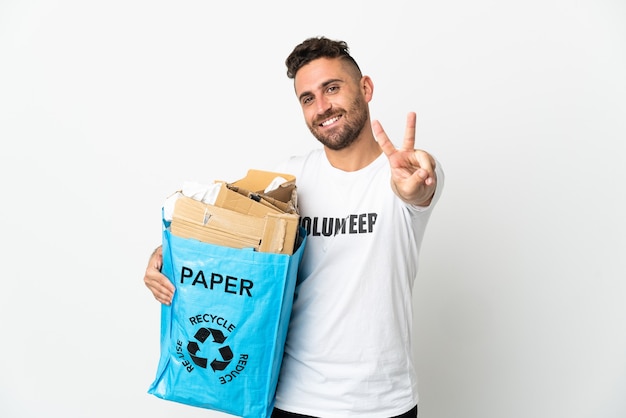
[361,75,374,102]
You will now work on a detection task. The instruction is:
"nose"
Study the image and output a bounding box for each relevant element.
[315,95,332,115]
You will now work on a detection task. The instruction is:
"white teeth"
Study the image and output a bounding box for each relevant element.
[321,116,340,127]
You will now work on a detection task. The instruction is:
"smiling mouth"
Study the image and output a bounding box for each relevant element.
[319,115,341,127]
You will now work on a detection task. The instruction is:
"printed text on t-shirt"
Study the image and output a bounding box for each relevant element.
[300,213,378,236]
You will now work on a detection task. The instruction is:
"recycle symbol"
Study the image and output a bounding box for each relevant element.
[187,327,234,371]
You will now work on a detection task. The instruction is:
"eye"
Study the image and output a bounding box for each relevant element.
[301,96,313,106]
[326,85,339,94]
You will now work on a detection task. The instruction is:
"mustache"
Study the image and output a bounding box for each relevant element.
[313,109,343,126]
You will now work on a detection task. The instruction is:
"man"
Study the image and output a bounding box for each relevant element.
[144,37,444,418]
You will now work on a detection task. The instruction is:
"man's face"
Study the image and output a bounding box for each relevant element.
[294,57,369,151]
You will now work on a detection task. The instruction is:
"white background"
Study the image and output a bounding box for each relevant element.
[1,1,625,417]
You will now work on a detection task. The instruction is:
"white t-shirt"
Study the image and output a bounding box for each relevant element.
[273,149,444,418]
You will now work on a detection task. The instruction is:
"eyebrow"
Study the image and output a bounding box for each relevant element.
[298,78,343,102]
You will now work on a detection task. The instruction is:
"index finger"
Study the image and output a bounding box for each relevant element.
[372,119,397,157]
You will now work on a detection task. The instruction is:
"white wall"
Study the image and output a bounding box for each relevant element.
[1,1,624,417]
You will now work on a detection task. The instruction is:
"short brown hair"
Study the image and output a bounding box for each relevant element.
[285,36,362,79]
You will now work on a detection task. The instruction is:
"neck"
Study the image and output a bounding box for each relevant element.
[323,130,382,172]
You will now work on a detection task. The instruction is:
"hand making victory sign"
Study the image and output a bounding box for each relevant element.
[374,112,437,207]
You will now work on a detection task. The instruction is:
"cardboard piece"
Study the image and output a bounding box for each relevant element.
[214,169,298,217]
[170,170,300,255]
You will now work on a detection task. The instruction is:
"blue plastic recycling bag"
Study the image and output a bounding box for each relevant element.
[148,222,306,418]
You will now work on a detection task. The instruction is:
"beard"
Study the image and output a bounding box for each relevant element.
[308,96,369,151]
